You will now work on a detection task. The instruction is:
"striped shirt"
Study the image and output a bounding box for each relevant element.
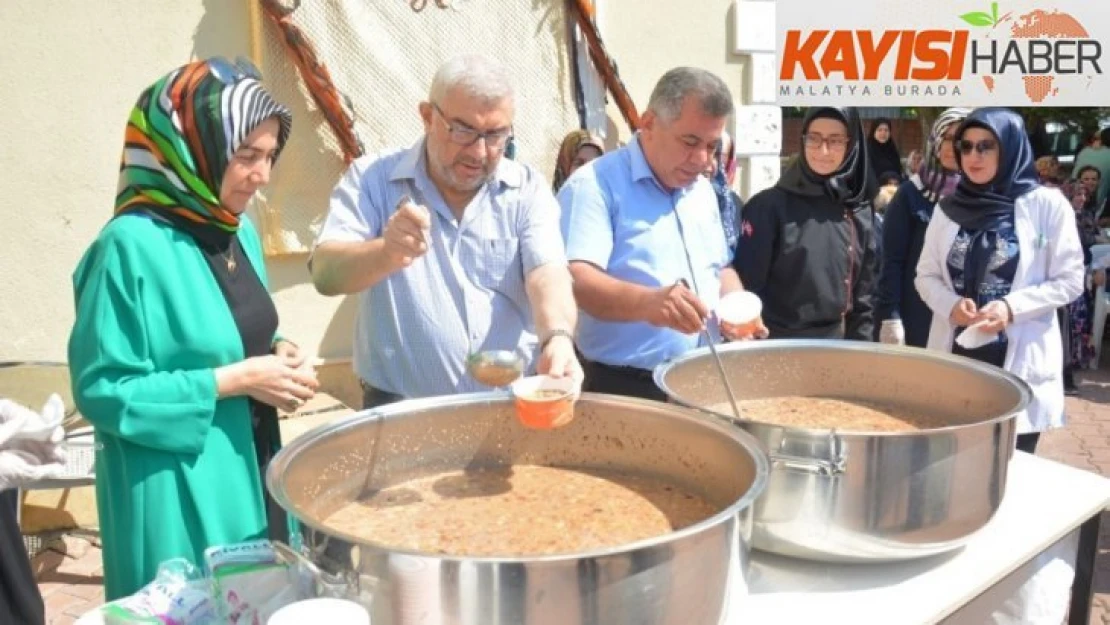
[315,139,567,398]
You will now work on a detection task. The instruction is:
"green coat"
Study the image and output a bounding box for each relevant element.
[68,214,283,600]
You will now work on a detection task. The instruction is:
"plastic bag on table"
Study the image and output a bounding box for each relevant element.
[205,540,318,624]
[95,559,219,625]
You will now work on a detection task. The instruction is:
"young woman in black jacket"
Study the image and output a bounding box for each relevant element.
[734,107,878,340]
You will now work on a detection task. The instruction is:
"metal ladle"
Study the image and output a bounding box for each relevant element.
[467,350,525,388]
[701,320,744,423]
[677,280,743,423]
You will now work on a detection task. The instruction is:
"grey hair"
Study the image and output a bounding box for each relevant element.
[647,67,733,123]
[429,54,515,106]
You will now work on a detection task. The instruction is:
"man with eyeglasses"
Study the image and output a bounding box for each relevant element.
[310,54,580,407]
[558,67,765,401]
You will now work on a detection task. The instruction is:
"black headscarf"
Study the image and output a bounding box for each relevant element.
[939,107,1038,307]
[939,107,1039,230]
[867,117,903,181]
[777,107,874,210]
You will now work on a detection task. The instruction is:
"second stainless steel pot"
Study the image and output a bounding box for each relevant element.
[654,340,1032,563]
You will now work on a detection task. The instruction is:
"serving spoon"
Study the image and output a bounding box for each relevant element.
[466,350,525,388]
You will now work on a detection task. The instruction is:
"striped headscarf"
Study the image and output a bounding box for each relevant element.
[712,131,739,250]
[114,58,292,233]
[915,107,971,205]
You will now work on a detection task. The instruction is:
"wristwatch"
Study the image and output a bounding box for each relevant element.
[540,329,575,350]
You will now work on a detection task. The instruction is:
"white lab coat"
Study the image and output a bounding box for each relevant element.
[915,186,1084,434]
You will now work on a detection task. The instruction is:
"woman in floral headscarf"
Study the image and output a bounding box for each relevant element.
[708,130,743,251]
[67,58,318,599]
[1058,165,1103,390]
[552,129,604,192]
[876,108,971,346]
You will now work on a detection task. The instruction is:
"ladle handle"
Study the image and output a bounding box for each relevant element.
[702,326,743,423]
[675,279,743,423]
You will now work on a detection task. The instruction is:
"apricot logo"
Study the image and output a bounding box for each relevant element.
[777,1,1103,104]
[961,3,1101,103]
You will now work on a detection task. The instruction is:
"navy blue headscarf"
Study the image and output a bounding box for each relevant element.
[940,107,1039,230]
[939,107,1039,304]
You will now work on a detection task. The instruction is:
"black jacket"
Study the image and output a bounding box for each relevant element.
[734,171,878,341]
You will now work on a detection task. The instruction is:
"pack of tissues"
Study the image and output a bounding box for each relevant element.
[955,320,1000,350]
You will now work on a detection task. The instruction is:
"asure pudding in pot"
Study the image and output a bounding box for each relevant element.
[712,396,952,432]
[323,465,719,557]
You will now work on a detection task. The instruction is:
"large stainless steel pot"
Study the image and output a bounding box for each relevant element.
[654,340,1031,563]
[267,392,769,625]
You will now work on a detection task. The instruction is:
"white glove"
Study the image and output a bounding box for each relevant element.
[0,394,66,490]
[0,393,65,446]
[0,447,67,491]
[879,318,906,345]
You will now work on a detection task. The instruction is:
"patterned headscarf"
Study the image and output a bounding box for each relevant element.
[916,107,971,205]
[712,131,739,249]
[114,58,292,233]
[552,129,604,192]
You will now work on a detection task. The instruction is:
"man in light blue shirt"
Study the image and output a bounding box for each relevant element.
[558,67,763,400]
[310,55,581,406]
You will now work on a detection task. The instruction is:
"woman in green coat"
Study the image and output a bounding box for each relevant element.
[68,58,319,600]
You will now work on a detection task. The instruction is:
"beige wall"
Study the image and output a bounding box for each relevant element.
[597,0,749,143]
[0,0,352,366]
[0,0,759,368]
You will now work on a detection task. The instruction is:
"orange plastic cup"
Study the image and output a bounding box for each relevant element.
[509,375,581,430]
[716,291,763,337]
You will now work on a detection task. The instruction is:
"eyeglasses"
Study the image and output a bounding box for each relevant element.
[802,133,849,150]
[207,56,262,85]
[431,103,513,150]
[957,139,998,155]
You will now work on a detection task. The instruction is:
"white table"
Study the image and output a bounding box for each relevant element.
[76,454,1108,625]
[729,452,1110,624]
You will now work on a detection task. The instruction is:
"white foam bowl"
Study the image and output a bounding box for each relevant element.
[268,598,370,624]
[716,291,763,325]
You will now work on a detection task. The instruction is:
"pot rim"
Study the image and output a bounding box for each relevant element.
[652,339,1034,438]
[267,391,771,563]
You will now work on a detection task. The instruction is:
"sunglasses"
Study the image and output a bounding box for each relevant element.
[207,56,262,84]
[957,139,998,155]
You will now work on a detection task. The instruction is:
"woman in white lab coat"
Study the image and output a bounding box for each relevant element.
[915,107,1084,453]
[916,107,1085,625]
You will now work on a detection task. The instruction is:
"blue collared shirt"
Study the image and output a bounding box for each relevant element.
[315,139,567,398]
[558,136,731,370]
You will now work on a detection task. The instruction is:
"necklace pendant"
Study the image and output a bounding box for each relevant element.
[227,257,237,273]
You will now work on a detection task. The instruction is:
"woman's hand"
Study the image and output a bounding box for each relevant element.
[216,355,319,413]
[975,300,1012,334]
[720,317,770,341]
[273,339,304,369]
[949,298,978,326]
